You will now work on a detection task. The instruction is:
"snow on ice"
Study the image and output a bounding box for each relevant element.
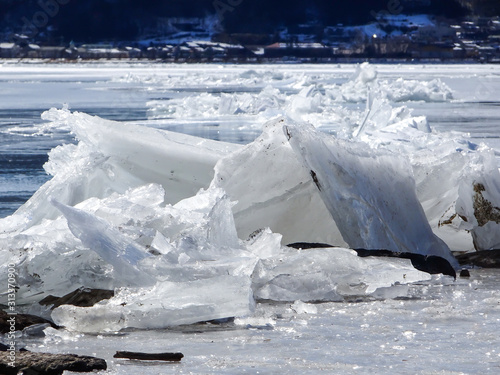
[1,63,499,332]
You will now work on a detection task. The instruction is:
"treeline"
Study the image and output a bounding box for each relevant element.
[458,0,500,15]
[221,0,468,33]
[0,0,473,43]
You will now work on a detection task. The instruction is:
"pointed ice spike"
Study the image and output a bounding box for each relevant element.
[354,87,371,138]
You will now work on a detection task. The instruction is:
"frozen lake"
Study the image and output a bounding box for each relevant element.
[1,62,499,218]
[19,270,500,374]
[1,62,500,374]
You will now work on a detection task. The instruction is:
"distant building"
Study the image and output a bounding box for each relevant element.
[0,43,18,58]
[36,46,66,59]
[411,42,455,59]
[264,42,333,58]
[77,45,128,59]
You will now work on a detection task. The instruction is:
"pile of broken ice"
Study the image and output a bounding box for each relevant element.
[1,64,500,332]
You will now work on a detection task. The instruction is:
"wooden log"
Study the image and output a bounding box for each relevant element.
[454,249,500,268]
[113,351,184,362]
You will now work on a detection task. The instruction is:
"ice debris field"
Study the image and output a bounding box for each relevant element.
[1,62,500,374]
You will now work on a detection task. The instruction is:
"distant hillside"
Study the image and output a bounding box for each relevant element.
[0,0,483,43]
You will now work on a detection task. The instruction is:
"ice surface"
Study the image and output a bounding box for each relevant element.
[2,63,500,335]
[29,269,500,375]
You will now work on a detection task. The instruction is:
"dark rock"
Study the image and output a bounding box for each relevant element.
[1,343,28,353]
[0,310,58,334]
[0,351,106,375]
[113,351,184,362]
[454,249,500,268]
[460,269,471,278]
[39,287,114,309]
[354,249,395,257]
[472,183,500,227]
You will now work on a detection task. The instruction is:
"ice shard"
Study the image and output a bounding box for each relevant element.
[284,122,457,266]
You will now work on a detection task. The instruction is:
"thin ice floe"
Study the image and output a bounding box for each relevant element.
[1,63,499,332]
[51,275,254,332]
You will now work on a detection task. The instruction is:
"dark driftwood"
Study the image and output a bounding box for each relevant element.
[113,351,184,362]
[39,287,114,309]
[454,249,500,268]
[0,310,58,334]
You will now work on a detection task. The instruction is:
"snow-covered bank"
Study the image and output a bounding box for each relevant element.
[1,63,500,333]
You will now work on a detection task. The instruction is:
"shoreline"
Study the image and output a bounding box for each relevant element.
[0,57,498,65]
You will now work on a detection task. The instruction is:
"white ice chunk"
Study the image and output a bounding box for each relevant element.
[252,247,430,302]
[51,276,254,332]
[5,108,240,233]
[51,199,155,287]
[385,77,453,102]
[291,300,318,314]
[211,117,347,246]
[245,228,283,260]
[328,63,452,104]
[289,85,322,115]
[284,122,456,265]
[352,62,378,84]
[361,107,500,251]
[150,231,175,255]
[207,191,240,250]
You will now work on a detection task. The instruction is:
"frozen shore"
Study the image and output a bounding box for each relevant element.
[1,62,500,374]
